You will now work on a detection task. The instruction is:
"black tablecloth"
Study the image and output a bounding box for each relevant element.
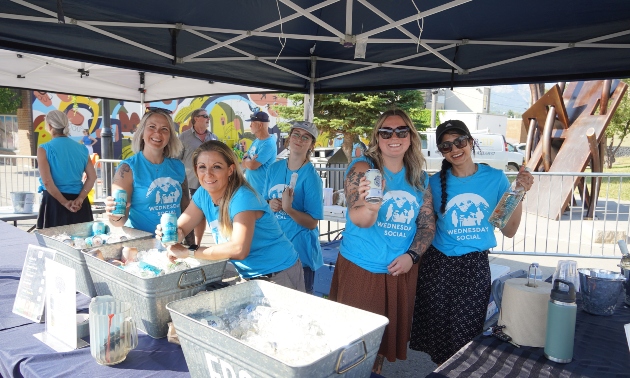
[428,295,630,378]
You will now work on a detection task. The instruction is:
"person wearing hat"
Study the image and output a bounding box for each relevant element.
[263,121,324,294]
[36,110,96,228]
[242,111,277,195]
[410,119,534,365]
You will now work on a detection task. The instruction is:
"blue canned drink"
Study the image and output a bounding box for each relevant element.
[112,189,127,216]
[92,221,107,236]
[85,235,103,248]
[160,213,178,245]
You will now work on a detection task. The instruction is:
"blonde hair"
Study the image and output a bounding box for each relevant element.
[364,109,427,192]
[192,141,258,238]
[131,110,183,158]
[46,110,70,136]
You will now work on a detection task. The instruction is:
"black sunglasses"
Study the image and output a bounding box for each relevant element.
[437,135,471,153]
[196,114,209,119]
[145,107,173,115]
[378,126,410,139]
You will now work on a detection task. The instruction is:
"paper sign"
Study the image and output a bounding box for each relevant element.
[43,258,77,349]
[12,244,57,322]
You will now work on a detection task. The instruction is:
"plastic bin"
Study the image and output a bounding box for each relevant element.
[35,222,153,297]
[84,238,227,338]
[166,280,389,378]
[313,239,341,297]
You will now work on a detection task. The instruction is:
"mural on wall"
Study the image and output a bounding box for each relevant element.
[32,92,288,160]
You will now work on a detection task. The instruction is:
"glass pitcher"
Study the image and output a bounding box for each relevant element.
[89,296,138,365]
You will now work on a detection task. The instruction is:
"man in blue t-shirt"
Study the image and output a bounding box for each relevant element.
[242,111,277,195]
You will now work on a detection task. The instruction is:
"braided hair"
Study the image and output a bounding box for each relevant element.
[437,130,479,215]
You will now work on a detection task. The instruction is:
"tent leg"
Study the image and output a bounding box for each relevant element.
[101,99,114,197]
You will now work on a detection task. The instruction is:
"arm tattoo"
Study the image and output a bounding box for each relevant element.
[345,166,365,210]
[409,187,436,257]
[113,164,131,184]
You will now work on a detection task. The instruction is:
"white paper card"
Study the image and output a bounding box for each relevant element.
[44,258,77,349]
[12,245,57,322]
[625,323,630,352]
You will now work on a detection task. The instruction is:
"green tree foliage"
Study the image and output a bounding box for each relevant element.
[605,79,630,168]
[275,91,426,162]
[0,88,21,114]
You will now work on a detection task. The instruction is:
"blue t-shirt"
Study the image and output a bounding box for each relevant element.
[81,135,92,146]
[264,159,324,270]
[193,186,298,278]
[340,157,429,273]
[245,136,277,195]
[120,153,186,233]
[38,137,89,194]
[430,164,510,256]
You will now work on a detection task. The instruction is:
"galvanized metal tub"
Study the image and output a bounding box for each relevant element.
[578,268,625,316]
[35,222,153,297]
[84,238,227,338]
[166,280,389,378]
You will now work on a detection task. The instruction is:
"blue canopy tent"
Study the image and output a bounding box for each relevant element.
[1,0,629,95]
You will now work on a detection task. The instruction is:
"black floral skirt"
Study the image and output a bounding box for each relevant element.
[410,245,490,365]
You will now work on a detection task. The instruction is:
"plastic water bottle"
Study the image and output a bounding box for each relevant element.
[489,168,530,229]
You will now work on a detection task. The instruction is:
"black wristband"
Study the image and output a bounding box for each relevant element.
[405,250,420,264]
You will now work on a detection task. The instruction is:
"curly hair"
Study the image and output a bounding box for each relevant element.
[363,109,427,192]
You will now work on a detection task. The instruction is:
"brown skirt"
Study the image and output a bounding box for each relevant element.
[329,253,419,362]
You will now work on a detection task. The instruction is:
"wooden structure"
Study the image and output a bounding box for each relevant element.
[522,80,628,220]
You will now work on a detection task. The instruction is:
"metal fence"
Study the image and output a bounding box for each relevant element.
[2,154,628,258]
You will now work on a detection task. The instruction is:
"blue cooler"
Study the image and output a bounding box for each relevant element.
[313,239,341,297]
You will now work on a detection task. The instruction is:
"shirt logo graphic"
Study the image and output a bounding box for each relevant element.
[445,193,490,227]
[383,190,419,224]
[268,183,289,218]
[146,177,182,212]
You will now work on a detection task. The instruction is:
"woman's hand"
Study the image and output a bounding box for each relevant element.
[166,243,189,263]
[104,196,116,215]
[62,199,78,213]
[155,224,185,243]
[387,253,414,276]
[358,176,384,212]
[268,198,283,212]
[515,166,534,192]
[70,197,84,212]
[281,187,294,212]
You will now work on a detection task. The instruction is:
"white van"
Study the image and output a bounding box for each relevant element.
[420,131,524,172]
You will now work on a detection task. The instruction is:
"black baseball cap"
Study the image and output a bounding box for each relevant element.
[247,111,270,123]
[435,120,471,143]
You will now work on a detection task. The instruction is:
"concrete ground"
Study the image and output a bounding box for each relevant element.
[13,216,623,378]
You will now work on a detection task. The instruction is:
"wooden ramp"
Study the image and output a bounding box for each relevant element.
[523,80,628,220]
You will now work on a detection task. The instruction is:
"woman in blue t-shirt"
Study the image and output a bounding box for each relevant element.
[160,141,304,291]
[37,110,97,228]
[81,129,97,155]
[409,120,534,365]
[103,108,188,234]
[264,121,323,294]
[329,109,436,374]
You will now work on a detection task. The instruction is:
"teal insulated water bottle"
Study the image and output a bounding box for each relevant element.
[544,279,577,363]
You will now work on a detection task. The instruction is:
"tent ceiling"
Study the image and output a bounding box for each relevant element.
[0,49,270,102]
[1,0,629,94]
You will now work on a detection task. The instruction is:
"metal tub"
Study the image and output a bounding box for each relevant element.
[84,238,227,338]
[578,268,625,316]
[35,222,152,297]
[166,280,389,378]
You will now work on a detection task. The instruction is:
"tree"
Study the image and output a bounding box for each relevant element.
[275,91,427,162]
[0,88,21,114]
[605,78,630,168]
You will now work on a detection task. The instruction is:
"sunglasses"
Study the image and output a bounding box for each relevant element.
[437,135,471,153]
[290,132,312,143]
[196,114,209,119]
[145,107,173,115]
[378,126,410,139]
